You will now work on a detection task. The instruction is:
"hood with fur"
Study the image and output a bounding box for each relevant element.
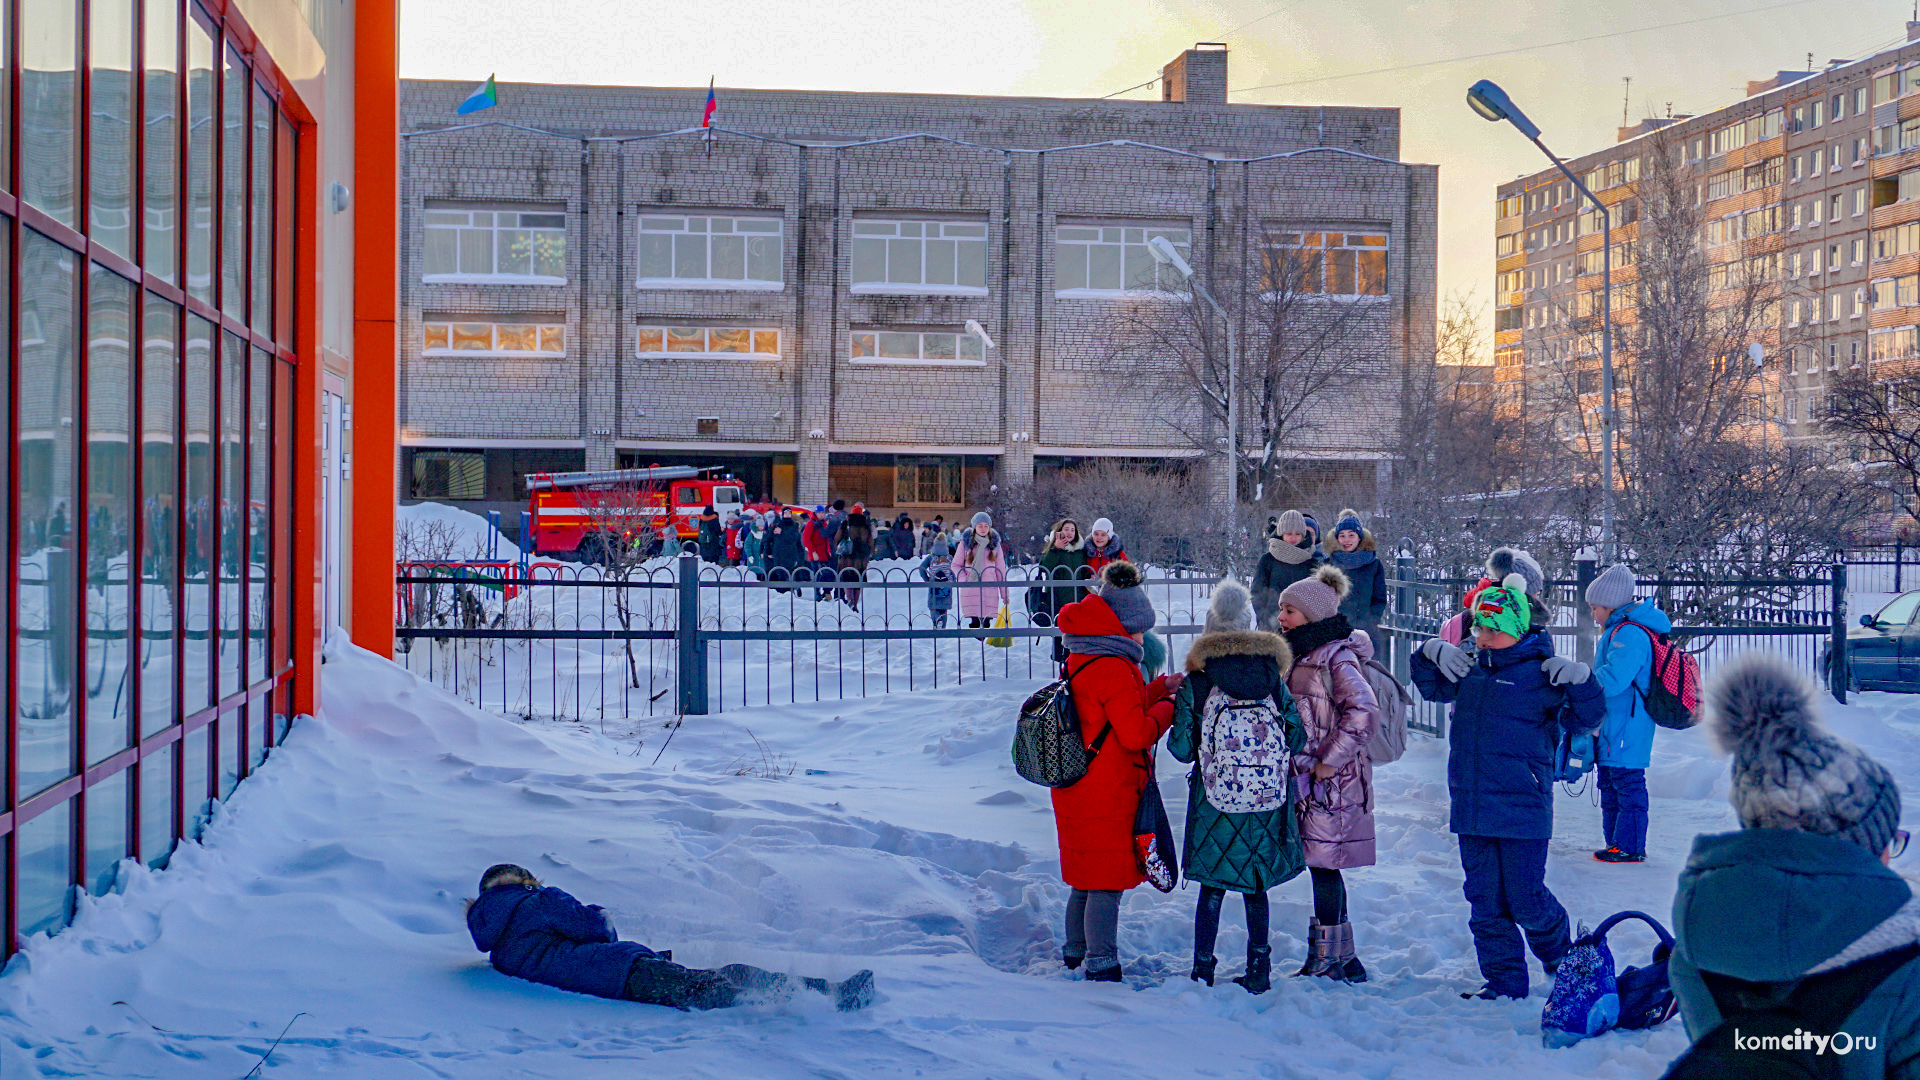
[1045,518,1085,552]
[1185,629,1292,673]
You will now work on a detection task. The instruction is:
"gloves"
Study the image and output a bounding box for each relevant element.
[1162,672,1187,697]
[1541,657,1592,686]
[1422,637,1473,681]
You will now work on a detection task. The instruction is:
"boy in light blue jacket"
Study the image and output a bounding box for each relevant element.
[1585,563,1670,863]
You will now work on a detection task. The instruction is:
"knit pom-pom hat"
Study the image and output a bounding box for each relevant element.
[1097,560,1156,633]
[1278,564,1349,624]
[1205,577,1255,633]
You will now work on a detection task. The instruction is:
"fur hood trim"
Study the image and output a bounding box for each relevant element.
[1045,518,1085,551]
[1185,629,1292,672]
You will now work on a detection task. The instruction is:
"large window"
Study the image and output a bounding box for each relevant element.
[637,324,779,360]
[1269,230,1389,297]
[894,457,962,506]
[423,205,566,283]
[410,451,486,501]
[7,0,301,954]
[849,328,986,366]
[636,214,782,290]
[423,319,565,356]
[1054,223,1190,295]
[850,219,987,294]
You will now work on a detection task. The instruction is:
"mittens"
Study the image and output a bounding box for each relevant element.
[1422,637,1473,681]
[1540,656,1592,686]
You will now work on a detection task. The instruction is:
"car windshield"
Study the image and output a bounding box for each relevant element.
[1876,592,1920,627]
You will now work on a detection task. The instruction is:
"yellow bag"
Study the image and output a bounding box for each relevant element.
[986,602,1012,648]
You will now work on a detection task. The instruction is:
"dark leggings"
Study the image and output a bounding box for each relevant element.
[1194,885,1270,959]
[1311,867,1347,925]
[624,958,814,1011]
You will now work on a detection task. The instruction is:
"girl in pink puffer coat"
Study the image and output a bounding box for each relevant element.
[1277,565,1381,984]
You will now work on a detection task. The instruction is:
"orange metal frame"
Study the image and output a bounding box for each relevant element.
[350,0,398,661]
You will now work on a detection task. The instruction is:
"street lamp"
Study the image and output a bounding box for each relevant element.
[1148,234,1239,520]
[1468,78,1617,563]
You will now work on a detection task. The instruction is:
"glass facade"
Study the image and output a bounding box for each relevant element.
[3,0,301,951]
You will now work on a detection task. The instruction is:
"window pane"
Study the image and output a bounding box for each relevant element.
[708,327,749,353]
[248,695,266,768]
[667,327,703,352]
[219,713,238,796]
[141,298,178,738]
[275,115,295,343]
[538,325,564,353]
[220,48,247,313]
[19,231,78,800]
[1123,243,1157,290]
[673,233,708,279]
[494,324,534,352]
[218,334,244,697]
[1358,250,1387,295]
[922,333,956,360]
[17,800,73,937]
[183,724,209,838]
[21,0,79,225]
[1087,244,1122,290]
[638,232,671,278]
[86,770,129,895]
[1056,246,1087,291]
[89,0,136,255]
[185,17,214,303]
[710,235,745,280]
[423,229,456,276]
[746,235,780,282]
[851,236,885,283]
[251,85,273,332]
[533,229,564,279]
[458,227,490,275]
[422,324,449,350]
[183,317,212,709]
[142,0,178,281]
[923,238,955,286]
[752,330,778,355]
[139,743,175,865]
[451,323,489,351]
[887,238,922,284]
[850,332,874,358]
[88,268,135,765]
[636,327,663,353]
[957,238,986,288]
[877,332,919,359]
[248,348,269,684]
[495,227,532,276]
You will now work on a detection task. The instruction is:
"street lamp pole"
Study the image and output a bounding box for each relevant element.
[1468,80,1617,563]
[1149,235,1238,520]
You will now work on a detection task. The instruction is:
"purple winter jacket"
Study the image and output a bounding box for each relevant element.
[1285,630,1382,870]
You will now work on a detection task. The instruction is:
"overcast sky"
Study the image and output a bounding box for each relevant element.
[402,0,1915,354]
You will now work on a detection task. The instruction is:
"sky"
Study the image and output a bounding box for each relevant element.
[401,0,1918,355]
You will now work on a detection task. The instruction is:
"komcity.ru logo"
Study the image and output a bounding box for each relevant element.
[1734,1029,1878,1055]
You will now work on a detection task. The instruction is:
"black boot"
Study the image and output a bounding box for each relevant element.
[1062,951,1084,971]
[1189,955,1217,986]
[1085,963,1124,983]
[1232,945,1273,995]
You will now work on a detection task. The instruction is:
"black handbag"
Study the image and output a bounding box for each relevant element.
[1133,764,1179,892]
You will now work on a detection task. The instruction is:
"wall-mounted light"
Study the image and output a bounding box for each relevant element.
[808,428,827,439]
[330,182,351,213]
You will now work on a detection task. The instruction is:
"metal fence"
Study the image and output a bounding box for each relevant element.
[1843,544,1920,596]
[396,551,1854,732]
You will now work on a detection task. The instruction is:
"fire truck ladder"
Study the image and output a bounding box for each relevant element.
[524,465,720,490]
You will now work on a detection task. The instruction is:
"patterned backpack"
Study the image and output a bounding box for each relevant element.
[1613,621,1701,730]
[1198,687,1289,814]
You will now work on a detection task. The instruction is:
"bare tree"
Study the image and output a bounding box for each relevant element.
[575,479,673,692]
[1821,365,1920,523]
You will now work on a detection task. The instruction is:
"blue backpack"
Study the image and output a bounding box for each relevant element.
[1552,722,1597,785]
[1542,910,1680,1048]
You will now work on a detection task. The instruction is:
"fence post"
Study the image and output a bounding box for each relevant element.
[1831,560,1849,705]
[1574,549,1597,665]
[1898,540,1905,594]
[677,550,708,715]
[1393,545,1415,683]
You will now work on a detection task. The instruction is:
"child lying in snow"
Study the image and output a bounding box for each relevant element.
[465,864,874,1011]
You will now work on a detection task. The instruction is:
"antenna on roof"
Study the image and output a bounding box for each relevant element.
[1807,52,1814,72]
[1622,77,1631,127]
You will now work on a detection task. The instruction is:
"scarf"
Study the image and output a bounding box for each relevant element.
[1266,537,1314,566]
[1064,634,1145,665]
[1283,614,1353,661]
[1327,549,1377,571]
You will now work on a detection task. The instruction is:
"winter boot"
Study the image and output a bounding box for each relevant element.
[1293,919,1340,978]
[1232,945,1273,994]
[1327,920,1367,984]
[1593,846,1646,863]
[801,971,877,1012]
[1189,954,1217,987]
[1085,963,1124,983]
[1061,951,1083,971]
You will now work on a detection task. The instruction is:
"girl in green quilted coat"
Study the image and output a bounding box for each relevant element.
[1168,577,1307,994]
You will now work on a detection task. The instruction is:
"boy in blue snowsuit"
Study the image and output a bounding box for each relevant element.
[1410,577,1606,1000]
[1583,563,1669,863]
[920,539,955,628]
[465,864,874,1010]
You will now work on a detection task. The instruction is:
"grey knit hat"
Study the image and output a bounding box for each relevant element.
[1709,653,1902,856]
[1097,561,1156,634]
[1205,577,1255,633]
[971,511,992,527]
[1271,509,1309,538]
[1586,563,1637,610]
[1486,547,1546,600]
[1278,565,1349,624]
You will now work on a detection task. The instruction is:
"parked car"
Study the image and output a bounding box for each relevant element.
[1823,590,1920,692]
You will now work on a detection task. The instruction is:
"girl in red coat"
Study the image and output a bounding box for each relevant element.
[1051,560,1181,982]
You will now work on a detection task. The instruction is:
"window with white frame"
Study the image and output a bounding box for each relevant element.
[423,319,566,356]
[1269,229,1390,296]
[1054,223,1191,295]
[423,204,567,283]
[851,219,988,294]
[636,214,783,290]
[848,327,987,366]
[636,324,781,359]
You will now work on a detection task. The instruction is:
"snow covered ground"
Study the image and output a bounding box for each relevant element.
[6,642,1916,1079]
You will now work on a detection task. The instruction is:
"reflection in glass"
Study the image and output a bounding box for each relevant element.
[86,267,135,765]
[18,232,78,800]
[185,17,213,303]
[143,0,178,282]
[139,744,175,866]
[20,0,78,224]
[218,715,238,797]
[183,315,212,709]
[221,48,246,314]
[86,770,130,895]
[141,299,178,737]
[218,333,243,697]
[16,801,72,937]
[183,724,208,839]
[251,85,272,332]
[88,0,136,256]
[248,348,270,682]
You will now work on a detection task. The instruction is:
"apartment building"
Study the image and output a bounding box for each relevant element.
[397,46,1438,530]
[1492,23,1920,454]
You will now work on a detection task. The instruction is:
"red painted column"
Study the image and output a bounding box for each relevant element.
[350,0,398,659]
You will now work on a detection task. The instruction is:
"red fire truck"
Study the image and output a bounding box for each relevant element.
[525,466,745,561]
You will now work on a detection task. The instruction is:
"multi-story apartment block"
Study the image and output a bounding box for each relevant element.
[398,46,1437,530]
[1493,22,1920,466]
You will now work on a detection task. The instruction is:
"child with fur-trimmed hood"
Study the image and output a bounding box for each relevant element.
[1168,577,1308,994]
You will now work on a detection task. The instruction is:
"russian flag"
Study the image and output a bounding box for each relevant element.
[457,74,497,116]
[702,78,717,128]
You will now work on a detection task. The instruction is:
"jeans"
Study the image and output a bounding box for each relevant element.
[1457,834,1571,997]
[1310,867,1347,925]
[1194,886,1269,960]
[1064,888,1122,973]
[1598,765,1649,855]
[623,958,800,1011]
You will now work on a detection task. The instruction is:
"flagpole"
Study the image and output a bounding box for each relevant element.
[704,77,715,159]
